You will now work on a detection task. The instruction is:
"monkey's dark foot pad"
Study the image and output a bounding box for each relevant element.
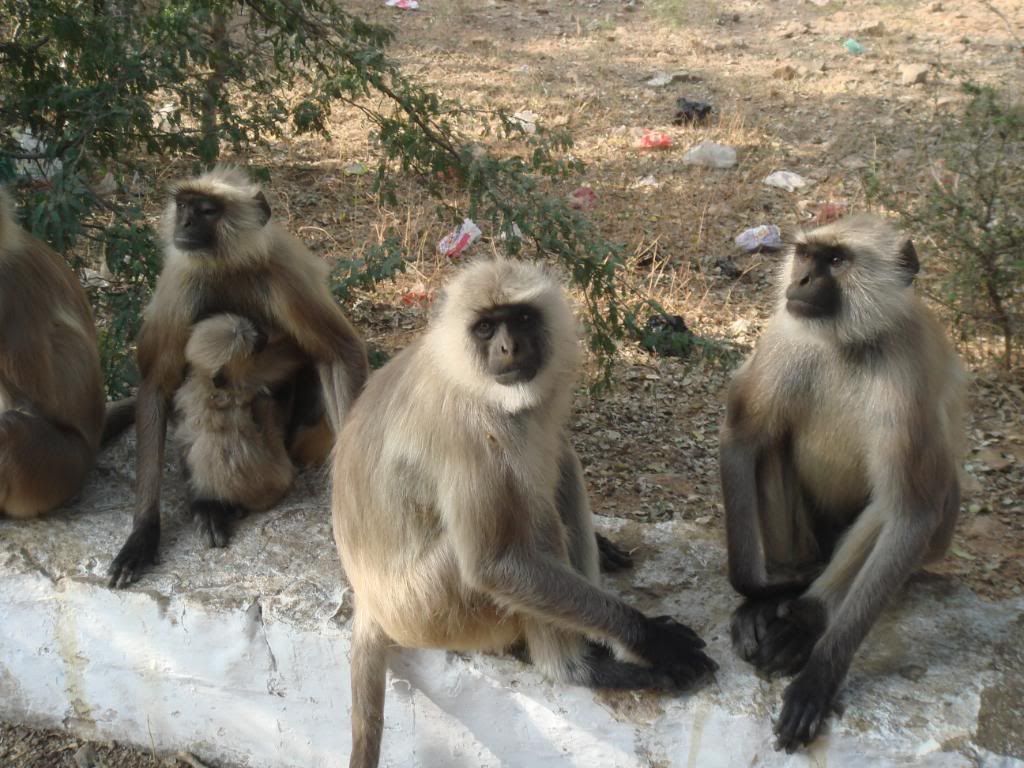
[108,524,160,589]
[596,533,634,572]
[191,498,244,548]
[731,595,824,678]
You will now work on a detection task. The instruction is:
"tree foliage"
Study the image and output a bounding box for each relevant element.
[1,0,654,396]
[869,85,1023,369]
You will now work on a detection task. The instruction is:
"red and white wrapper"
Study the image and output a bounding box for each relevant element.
[634,130,673,149]
[438,218,482,258]
[385,0,418,9]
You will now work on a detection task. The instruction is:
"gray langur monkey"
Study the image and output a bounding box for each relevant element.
[0,188,132,519]
[108,166,368,587]
[333,259,717,768]
[174,313,304,545]
[719,215,966,751]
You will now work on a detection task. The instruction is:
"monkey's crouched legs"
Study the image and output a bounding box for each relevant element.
[0,410,92,518]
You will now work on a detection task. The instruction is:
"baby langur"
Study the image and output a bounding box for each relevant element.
[333,259,717,768]
[175,314,303,546]
[0,189,132,518]
[109,166,368,587]
[720,215,966,751]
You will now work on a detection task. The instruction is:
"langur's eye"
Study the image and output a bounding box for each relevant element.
[473,320,495,339]
[830,254,845,267]
[519,311,533,324]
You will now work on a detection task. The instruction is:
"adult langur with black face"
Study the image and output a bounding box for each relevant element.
[719,215,966,751]
[108,167,368,587]
[333,259,717,768]
[0,189,133,519]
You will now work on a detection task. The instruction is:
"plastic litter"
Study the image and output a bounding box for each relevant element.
[568,186,598,210]
[633,129,673,149]
[400,284,434,307]
[673,98,712,126]
[682,141,737,168]
[843,38,864,55]
[735,224,783,252]
[385,0,419,8]
[437,218,482,258]
[630,175,660,189]
[763,170,811,192]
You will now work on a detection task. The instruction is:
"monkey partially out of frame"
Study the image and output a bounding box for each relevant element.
[720,215,966,751]
[108,167,368,588]
[0,189,132,519]
[174,313,304,546]
[333,259,717,768]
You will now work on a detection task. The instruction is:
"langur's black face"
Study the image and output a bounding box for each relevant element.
[785,243,849,320]
[174,192,225,251]
[173,190,272,252]
[470,303,548,385]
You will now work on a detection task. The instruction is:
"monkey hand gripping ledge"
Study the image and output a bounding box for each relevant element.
[0,437,1021,767]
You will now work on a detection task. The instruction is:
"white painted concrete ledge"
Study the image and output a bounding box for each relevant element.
[1,437,1022,768]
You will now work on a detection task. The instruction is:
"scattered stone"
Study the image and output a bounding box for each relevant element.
[73,744,100,768]
[715,258,742,279]
[773,64,799,81]
[644,71,701,87]
[840,155,869,170]
[899,664,928,682]
[764,170,812,192]
[673,98,712,125]
[342,161,368,175]
[511,109,538,134]
[857,21,886,36]
[929,1,943,10]
[682,140,737,168]
[776,21,809,39]
[735,224,783,253]
[900,63,930,85]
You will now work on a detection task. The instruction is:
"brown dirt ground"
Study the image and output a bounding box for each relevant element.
[4,0,1023,764]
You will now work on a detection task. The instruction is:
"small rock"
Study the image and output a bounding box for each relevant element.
[899,664,927,682]
[682,141,737,169]
[776,21,808,39]
[773,64,799,81]
[928,1,943,10]
[644,71,701,87]
[511,109,538,134]
[715,258,741,279]
[900,63,929,85]
[74,744,100,768]
[857,21,886,36]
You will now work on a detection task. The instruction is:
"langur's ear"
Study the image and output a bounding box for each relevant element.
[898,239,919,285]
[254,191,271,226]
